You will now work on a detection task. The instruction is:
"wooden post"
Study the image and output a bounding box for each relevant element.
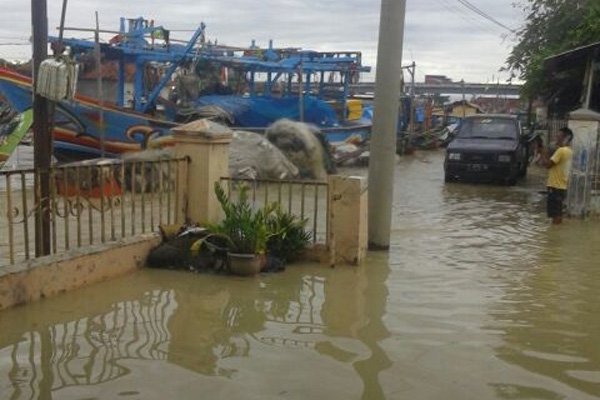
[32,0,51,257]
[95,11,106,158]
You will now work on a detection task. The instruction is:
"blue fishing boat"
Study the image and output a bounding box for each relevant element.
[0,17,372,161]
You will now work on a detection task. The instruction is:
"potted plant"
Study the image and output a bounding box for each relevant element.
[212,183,274,276]
[266,208,312,265]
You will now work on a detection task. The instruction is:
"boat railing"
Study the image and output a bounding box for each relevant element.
[0,156,188,268]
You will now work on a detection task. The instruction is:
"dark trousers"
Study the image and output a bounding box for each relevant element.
[547,187,566,218]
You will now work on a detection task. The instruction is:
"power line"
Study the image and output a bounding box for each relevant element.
[456,0,510,29]
[442,0,501,35]
[434,0,503,36]
[455,0,515,33]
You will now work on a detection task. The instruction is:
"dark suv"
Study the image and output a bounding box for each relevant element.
[444,115,528,184]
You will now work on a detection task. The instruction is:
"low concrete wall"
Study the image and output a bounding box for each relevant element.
[0,235,160,311]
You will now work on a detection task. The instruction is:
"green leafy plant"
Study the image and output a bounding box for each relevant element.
[505,0,600,100]
[209,183,312,265]
[266,207,312,263]
[212,182,275,255]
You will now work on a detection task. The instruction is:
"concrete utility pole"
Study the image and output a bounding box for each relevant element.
[368,0,407,249]
[31,0,52,257]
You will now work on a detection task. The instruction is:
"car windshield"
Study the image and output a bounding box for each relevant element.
[457,118,518,140]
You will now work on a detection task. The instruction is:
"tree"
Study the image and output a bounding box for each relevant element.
[505,0,600,100]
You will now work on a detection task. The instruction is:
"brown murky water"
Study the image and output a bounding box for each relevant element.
[1,151,600,399]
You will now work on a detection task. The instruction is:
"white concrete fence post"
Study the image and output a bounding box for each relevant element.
[567,109,600,217]
[172,120,233,225]
[328,175,369,266]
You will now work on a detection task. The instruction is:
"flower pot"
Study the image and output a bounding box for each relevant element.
[228,253,264,276]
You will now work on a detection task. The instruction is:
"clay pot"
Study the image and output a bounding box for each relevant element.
[228,253,264,276]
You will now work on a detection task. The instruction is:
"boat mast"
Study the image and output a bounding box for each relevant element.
[141,23,206,113]
[117,18,126,107]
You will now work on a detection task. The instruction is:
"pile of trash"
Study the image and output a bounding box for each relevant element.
[327,122,461,164]
[146,225,230,273]
[330,135,370,167]
[398,124,459,154]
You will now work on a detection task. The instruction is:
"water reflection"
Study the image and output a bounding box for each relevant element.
[343,253,392,400]
[0,259,392,399]
[0,290,177,399]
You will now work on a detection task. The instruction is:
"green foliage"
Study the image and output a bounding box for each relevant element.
[506,0,600,98]
[209,183,312,263]
[212,183,275,255]
[266,208,312,263]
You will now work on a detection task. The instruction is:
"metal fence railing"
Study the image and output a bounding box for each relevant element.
[219,177,329,245]
[0,157,188,268]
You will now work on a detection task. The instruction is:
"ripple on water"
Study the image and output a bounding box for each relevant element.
[565,370,600,384]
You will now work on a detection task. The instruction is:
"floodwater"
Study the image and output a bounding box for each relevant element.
[1,150,600,399]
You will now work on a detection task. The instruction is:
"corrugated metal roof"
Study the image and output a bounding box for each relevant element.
[544,41,600,72]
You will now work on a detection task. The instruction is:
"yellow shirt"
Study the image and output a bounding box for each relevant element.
[547,146,573,190]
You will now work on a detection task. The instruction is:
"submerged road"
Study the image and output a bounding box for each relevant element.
[1,151,600,399]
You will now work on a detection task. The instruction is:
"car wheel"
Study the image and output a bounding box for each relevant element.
[518,162,527,178]
[506,173,518,186]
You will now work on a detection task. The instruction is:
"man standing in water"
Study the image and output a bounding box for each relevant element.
[543,127,574,224]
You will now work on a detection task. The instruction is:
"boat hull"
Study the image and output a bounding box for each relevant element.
[0,69,371,162]
[0,69,176,162]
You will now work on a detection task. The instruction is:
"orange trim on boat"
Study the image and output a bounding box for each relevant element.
[52,128,141,154]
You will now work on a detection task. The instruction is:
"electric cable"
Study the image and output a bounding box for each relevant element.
[436,0,503,36]
[455,0,515,33]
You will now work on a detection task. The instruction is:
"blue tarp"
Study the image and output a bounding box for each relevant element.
[361,97,412,133]
[195,95,339,128]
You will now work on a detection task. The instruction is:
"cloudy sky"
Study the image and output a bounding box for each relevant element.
[0,0,524,83]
